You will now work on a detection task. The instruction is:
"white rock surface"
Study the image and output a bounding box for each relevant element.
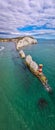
[19,50,25,58]
[25,55,32,65]
[30,61,38,72]
[25,54,38,72]
[16,36,37,50]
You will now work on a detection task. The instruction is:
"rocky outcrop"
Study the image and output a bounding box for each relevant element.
[25,55,38,72]
[30,61,38,73]
[16,36,37,50]
[25,55,32,65]
[19,50,25,58]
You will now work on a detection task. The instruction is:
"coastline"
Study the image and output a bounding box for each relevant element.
[0,39,55,130]
[0,36,37,50]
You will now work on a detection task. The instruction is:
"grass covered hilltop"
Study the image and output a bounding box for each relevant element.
[0,36,37,43]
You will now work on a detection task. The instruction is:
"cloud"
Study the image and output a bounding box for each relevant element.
[0,0,55,38]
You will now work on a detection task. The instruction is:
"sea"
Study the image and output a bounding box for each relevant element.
[0,39,55,130]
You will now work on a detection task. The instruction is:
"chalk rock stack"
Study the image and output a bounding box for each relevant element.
[25,55,32,65]
[30,61,38,72]
[25,55,38,72]
[19,50,25,58]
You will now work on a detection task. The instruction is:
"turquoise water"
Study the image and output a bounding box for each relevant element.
[0,40,55,130]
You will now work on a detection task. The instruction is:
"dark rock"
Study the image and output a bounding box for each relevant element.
[38,98,48,109]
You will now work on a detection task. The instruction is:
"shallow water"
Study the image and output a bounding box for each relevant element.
[0,40,55,130]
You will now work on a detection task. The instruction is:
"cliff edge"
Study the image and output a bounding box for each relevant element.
[0,36,37,50]
[16,36,37,50]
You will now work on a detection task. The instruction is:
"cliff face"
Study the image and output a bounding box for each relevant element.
[16,36,37,50]
[0,36,37,50]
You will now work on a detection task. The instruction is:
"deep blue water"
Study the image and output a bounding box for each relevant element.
[0,39,55,130]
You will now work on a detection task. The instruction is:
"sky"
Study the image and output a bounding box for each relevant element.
[0,0,55,38]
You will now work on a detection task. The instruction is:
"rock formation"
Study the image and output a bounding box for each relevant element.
[30,61,38,73]
[0,36,37,50]
[38,98,48,109]
[16,36,37,50]
[19,50,25,58]
[25,55,32,65]
[25,55,38,72]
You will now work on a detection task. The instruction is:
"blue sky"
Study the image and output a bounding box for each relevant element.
[0,0,55,38]
[18,25,55,31]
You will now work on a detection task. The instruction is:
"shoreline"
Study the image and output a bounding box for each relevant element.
[0,36,37,50]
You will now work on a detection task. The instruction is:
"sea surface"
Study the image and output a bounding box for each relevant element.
[0,39,55,130]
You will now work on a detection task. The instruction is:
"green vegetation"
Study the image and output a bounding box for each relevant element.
[0,36,34,43]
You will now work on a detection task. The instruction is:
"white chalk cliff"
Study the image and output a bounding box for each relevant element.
[16,36,37,50]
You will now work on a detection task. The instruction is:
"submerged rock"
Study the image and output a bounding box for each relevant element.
[38,98,48,109]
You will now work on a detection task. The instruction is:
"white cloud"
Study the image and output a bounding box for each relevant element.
[0,0,55,38]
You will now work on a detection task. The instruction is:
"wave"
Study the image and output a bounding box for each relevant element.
[0,46,5,51]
